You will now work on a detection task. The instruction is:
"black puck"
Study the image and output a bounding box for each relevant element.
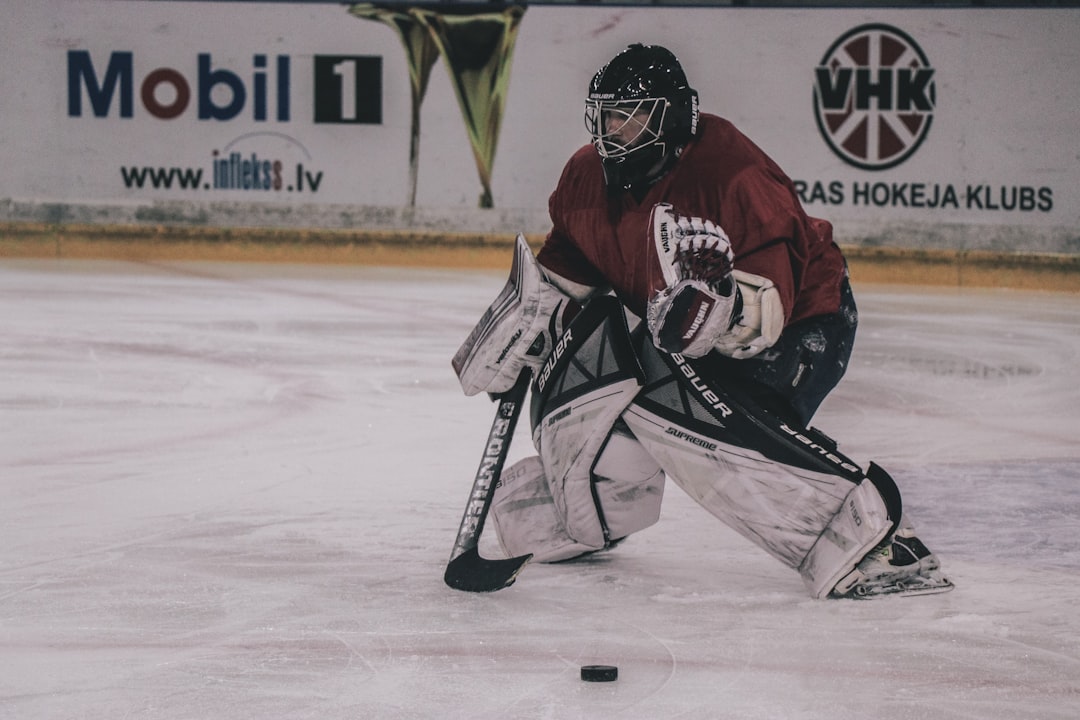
[580,664,618,682]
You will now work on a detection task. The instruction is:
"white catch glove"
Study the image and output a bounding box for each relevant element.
[646,203,740,357]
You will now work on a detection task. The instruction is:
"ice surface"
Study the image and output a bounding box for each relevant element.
[2,259,1078,719]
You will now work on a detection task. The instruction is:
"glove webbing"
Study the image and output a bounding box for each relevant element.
[675,244,735,295]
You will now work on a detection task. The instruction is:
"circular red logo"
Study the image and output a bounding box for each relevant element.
[814,24,935,170]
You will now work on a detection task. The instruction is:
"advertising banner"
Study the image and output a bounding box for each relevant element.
[2,2,1077,251]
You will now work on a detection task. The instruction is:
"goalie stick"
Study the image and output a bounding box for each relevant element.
[444,369,533,592]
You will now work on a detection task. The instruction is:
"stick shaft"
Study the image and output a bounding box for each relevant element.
[447,370,530,565]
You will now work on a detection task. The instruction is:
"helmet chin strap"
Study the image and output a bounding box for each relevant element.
[603,145,682,201]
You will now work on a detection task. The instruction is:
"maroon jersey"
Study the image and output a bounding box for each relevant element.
[538,113,846,326]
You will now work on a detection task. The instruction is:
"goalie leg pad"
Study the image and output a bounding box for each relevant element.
[798,477,894,598]
[489,430,666,564]
[591,424,666,542]
[489,296,653,559]
[623,403,853,569]
[625,342,902,597]
[531,297,646,550]
[489,456,603,563]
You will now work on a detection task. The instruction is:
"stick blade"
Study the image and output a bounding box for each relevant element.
[444,547,533,593]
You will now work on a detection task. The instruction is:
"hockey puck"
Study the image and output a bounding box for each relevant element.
[580,664,618,682]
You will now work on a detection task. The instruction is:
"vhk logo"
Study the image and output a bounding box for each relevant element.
[813,24,935,170]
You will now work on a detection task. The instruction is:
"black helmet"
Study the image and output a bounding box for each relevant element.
[585,44,699,191]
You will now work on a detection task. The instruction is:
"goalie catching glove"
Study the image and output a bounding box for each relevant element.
[646,203,784,359]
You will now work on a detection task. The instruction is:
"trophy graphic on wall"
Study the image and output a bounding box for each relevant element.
[349,3,526,208]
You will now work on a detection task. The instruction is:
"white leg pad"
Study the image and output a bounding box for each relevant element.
[537,377,643,550]
[798,478,893,599]
[489,456,603,563]
[489,431,666,563]
[623,403,897,599]
[591,428,666,541]
[623,404,851,569]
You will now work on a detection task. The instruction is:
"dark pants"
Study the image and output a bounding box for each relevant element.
[701,276,858,427]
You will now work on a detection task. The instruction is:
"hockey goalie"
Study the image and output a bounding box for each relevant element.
[448,43,953,599]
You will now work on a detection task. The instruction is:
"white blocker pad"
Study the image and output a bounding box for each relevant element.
[625,345,899,598]
[452,234,571,396]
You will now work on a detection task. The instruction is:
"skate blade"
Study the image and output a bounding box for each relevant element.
[847,575,955,600]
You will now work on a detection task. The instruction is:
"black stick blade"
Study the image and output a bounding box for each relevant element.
[444,547,533,592]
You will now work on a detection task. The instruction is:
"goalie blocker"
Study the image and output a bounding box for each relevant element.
[453,234,577,397]
[452,236,935,598]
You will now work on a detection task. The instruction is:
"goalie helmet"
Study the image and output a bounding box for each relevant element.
[585,44,699,191]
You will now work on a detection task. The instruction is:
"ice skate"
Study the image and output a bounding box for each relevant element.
[831,527,954,599]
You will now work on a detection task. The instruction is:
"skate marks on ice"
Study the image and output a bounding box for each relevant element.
[825,286,1080,464]
[1,260,1079,719]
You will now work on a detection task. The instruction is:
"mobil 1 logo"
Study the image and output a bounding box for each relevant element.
[813,24,935,171]
[313,55,381,124]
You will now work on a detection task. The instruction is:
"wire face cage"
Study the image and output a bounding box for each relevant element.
[585,97,668,159]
